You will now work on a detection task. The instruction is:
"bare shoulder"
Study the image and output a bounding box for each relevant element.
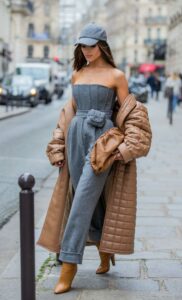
[112,68,129,104]
[71,70,78,84]
[112,68,127,86]
[71,69,84,84]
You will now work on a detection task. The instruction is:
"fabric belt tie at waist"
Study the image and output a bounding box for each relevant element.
[76,108,112,128]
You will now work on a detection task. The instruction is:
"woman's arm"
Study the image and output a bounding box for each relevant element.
[114,70,129,160]
[115,70,129,105]
[117,100,152,163]
[46,97,76,167]
[46,106,66,166]
[113,71,152,163]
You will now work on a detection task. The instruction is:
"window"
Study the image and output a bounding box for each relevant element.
[44,0,50,16]
[135,8,139,22]
[44,24,51,38]
[147,28,151,40]
[27,45,33,58]
[147,49,150,60]
[134,30,138,43]
[27,23,34,38]
[134,50,138,64]
[157,28,161,40]
[44,46,49,58]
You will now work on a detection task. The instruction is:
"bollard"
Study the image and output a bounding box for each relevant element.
[18,173,36,300]
[5,96,9,113]
[169,95,173,125]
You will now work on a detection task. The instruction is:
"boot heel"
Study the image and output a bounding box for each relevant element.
[110,254,115,266]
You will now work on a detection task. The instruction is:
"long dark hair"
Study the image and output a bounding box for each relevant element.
[72,40,117,71]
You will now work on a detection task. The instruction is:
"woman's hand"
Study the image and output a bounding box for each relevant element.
[54,160,65,167]
[112,149,124,161]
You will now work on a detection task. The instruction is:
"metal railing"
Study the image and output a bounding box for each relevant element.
[144,16,168,25]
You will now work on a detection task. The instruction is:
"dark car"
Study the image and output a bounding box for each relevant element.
[0,74,39,107]
[128,75,149,103]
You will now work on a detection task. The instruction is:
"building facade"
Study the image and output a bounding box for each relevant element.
[166,0,182,74]
[80,0,107,30]
[25,0,60,63]
[10,0,33,69]
[1,0,61,74]
[0,0,12,79]
[105,0,168,73]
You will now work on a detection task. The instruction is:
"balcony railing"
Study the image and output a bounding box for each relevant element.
[144,38,166,46]
[27,32,60,43]
[27,32,50,40]
[11,0,33,14]
[144,16,168,25]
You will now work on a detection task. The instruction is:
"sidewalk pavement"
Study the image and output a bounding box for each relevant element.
[0,104,31,120]
[1,96,182,300]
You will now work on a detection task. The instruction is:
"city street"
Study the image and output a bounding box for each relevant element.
[35,95,182,300]
[0,93,182,300]
[1,0,182,299]
[0,93,68,228]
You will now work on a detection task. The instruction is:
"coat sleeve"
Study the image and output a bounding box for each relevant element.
[46,98,76,165]
[46,107,66,165]
[118,102,152,163]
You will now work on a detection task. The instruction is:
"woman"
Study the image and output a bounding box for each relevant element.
[165,72,182,112]
[37,22,152,294]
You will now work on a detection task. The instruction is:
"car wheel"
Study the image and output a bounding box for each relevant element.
[30,103,36,107]
[45,98,51,104]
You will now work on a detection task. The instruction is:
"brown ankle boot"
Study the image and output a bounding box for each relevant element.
[96,243,115,274]
[54,262,77,294]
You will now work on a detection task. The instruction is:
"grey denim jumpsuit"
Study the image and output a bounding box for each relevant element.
[59,84,116,264]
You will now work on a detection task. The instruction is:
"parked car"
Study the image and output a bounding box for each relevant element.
[128,75,149,103]
[53,74,66,99]
[15,63,54,104]
[58,69,69,87]
[0,74,39,107]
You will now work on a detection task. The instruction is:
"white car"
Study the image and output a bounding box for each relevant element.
[15,63,54,104]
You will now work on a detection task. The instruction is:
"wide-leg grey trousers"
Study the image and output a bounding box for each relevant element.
[59,149,111,264]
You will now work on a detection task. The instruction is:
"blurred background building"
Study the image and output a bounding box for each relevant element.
[10,0,33,70]
[0,0,182,80]
[166,0,182,74]
[0,0,60,79]
[0,0,12,79]
[105,0,168,75]
[25,0,60,63]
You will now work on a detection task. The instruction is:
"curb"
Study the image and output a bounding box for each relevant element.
[0,108,31,121]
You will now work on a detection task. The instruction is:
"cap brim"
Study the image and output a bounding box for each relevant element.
[74,37,98,46]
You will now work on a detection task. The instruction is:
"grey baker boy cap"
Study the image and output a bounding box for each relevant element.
[74,22,107,46]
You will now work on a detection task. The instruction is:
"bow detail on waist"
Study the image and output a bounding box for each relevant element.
[86,109,106,128]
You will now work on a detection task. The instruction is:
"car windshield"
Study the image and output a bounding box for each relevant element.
[16,67,49,80]
[12,76,33,87]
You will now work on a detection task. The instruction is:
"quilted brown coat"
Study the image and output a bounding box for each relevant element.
[37,94,152,254]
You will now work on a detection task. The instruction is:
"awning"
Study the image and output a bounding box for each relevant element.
[138,63,157,73]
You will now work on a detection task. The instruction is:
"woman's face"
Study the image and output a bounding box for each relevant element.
[80,43,101,63]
